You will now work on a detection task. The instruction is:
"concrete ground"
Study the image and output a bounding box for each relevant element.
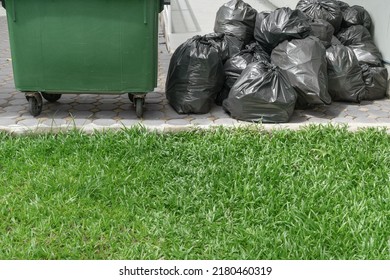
[1,14,390,134]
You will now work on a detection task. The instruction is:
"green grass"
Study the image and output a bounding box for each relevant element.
[0,125,389,260]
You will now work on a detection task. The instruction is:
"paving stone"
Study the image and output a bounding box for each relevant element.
[190,118,214,126]
[190,113,213,120]
[3,104,25,112]
[41,118,68,126]
[17,118,46,127]
[302,110,326,118]
[0,118,17,126]
[117,110,138,119]
[307,117,332,124]
[146,92,165,99]
[330,116,355,123]
[166,119,191,126]
[346,111,369,118]
[145,103,163,111]
[144,97,164,104]
[95,103,120,111]
[361,104,382,111]
[368,110,390,118]
[0,111,20,118]
[289,114,310,123]
[142,110,165,120]
[214,118,239,126]
[66,118,93,127]
[210,110,230,118]
[119,103,133,111]
[45,110,71,119]
[68,110,94,119]
[118,119,142,127]
[73,103,96,111]
[322,106,347,117]
[92,119,118,126]
[94,110,118,119]
[353,117,379,123]
[375,118,390,123]
[46,102,72,109]
[163,106,188,119]
[142,120,166,126]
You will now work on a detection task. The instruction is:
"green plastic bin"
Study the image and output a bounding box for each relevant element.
[3,0,168,117]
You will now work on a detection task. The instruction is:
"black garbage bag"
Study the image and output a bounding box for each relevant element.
[244,42,272,63]
[223,61,297,123]
[223,34,246,60]
[326,44,366,102]
[214,0,257,44]
[336,0,350,12]
[331,35,342,45]
[254,8,311,53]
[349,43,383,67]
[309,19,334,48]
[361,65,388,100]
[204,33,245,62]
[341,5,372,31]
[271,36,331,108]
[216,42,270,105]
[337,25,383,66]
[296,0,342,32]
[336,25,372,44]
[166,35,225,114]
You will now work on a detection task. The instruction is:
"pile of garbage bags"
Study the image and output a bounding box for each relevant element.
[166,0,388,123]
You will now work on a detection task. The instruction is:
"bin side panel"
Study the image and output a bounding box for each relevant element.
[6,0,159,93]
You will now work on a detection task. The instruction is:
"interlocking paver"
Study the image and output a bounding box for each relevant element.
[92,119,118,126]
[143,110,165,120]
[94,111,118,119]
[191,118,215,126]
[368,110,390,118]
[166,119,191,126]
[214,118,239,126]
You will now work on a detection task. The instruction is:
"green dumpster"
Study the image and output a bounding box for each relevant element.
[3,0,169,117]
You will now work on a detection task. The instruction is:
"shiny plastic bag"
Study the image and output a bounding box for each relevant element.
[309,19,334,48]
[254,8,311,53]
[296,0,342,32]
[342,5,372,31]
[326,45,366,102]
[223,61,297,123]
[336,0,350,12]
[216,42,270,105]
[271,36,331,108]
[166,34,225,114]
[361,65,388,100]
[336,25,372,44]
[331,35,342,45]
[214,0,257,44]
[337,25,383,66]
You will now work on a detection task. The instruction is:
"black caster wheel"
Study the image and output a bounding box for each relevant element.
[128,93,134,103]
[26,93,43,117]
[42,93,62,103]
[135,98,144,118]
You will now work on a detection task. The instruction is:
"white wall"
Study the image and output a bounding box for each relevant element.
[0,7,5,16]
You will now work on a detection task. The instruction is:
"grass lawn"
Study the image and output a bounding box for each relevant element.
[0,125,389,260]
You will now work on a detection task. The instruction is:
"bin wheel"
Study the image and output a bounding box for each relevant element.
[42,93,62,103]
[27,93,43,117]
[128,93,134,103]
[135,98,144,118]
